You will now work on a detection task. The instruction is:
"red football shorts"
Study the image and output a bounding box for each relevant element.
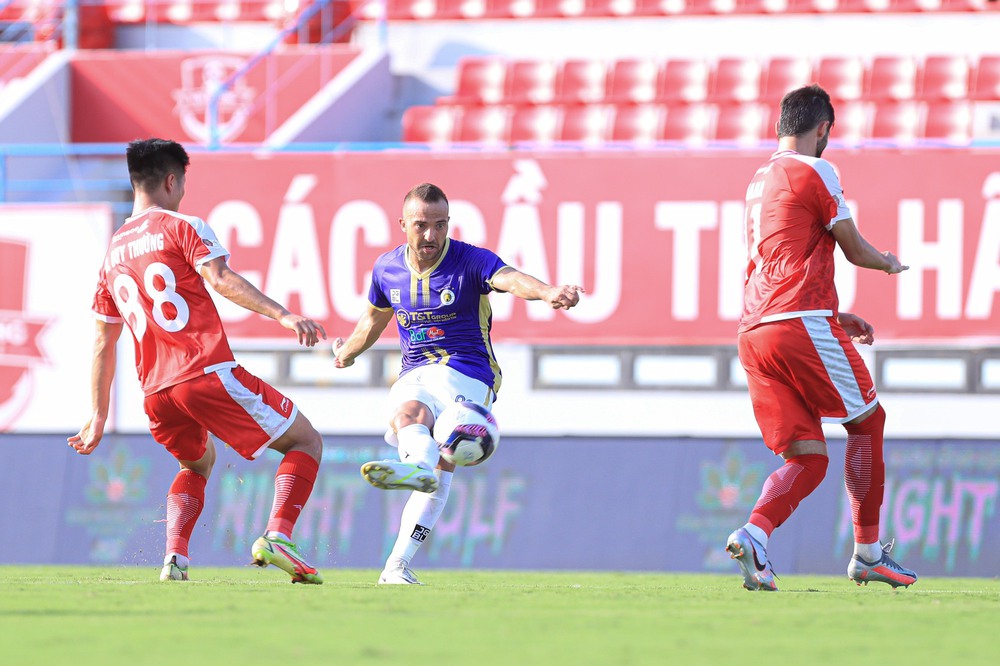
[738,316,877,455]
[144,365,297,462]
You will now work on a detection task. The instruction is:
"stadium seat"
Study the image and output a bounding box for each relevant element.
[735,0,790,13]
[866,56,918,101]
[609,104,666,143]
[714,102,768,144]
[382,0,440,20]
[401,105,459,144]
[762,57,813,101]
[632,0,690,14]
[920,55,971,100]
[453,105,513,144]
[440,57,508,105]
[554,60,609,104]
[870,100,922,143]
[659,59,711,103]
[529,0,592,15]
[816,57,866,101]
[607,59,663,104]
[560,104,612,144]
[923,101,972,143]
[506,60,559,105]
[660,103,715,144]
[972,56,1000,100]
[711,58,763,103]
[828,100,870,146]
[435,0,491,19]
[509,105,564,144]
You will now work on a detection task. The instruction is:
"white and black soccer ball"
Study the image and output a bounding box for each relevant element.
[432,401,500,467]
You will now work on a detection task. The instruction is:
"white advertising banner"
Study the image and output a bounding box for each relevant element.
[0,204,113,432]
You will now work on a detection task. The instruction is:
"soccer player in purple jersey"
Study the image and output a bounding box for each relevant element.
[333,183,582,584]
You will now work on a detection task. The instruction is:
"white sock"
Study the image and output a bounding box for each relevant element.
[164,553,190,568]
[265,531,291,542]
[386,470,453,568]
[396,423,440,470]
[854,541,882,562]
[743,523,768,549]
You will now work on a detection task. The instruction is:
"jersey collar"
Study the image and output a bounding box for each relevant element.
[405,237,451,279]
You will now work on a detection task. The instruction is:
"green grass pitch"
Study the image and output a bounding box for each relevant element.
[1,566,997,665]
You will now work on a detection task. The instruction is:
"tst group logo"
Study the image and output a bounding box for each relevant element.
[0,239,50,430]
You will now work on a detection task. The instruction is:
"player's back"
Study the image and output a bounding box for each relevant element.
[94,207,236,394]
[739,150,851,333]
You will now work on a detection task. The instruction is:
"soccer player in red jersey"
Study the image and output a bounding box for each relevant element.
[69,138,326,584]
[727,85,918,591]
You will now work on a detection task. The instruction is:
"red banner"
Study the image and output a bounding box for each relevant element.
[70,47,359,144]
[179,149,1000,345]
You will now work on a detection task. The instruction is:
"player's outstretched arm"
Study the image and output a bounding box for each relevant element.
[490,267,583,310]
[199,257,327,347]
[69,320,123,455]
[333,306,395,368]
[838,312,875,345]
[831,218,908,274]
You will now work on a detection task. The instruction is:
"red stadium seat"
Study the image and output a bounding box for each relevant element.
[866,56,918,101]
[870,101,922,143]
[735,0,791,12]
[817,57,866,101]
[528,0,592,15]
[555,60,609,104]
[920,55,970,101]
[402,105,459,144]
[382,0,439,20]
[923,101,972,143]
[632,0,690,14]
[453,105,513,144]
[712,58,763,103]
[972,56,1000,100]
[829,100,871,146]
[659,59,711,103]
[441,57,508,105]
[607,59,664,104]
[506,60,559,105]
[509,105,564,144]
[660,103,715,144]
[762,57,813,101]
[560,104,612,144]
[714,103,768,144]
[434,0,492,18]
[610,104,666,143]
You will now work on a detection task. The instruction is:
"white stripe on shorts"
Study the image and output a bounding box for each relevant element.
[215,367,297,459]
[801,316,873,423]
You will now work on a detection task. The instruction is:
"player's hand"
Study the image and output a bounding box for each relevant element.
[882,251,908,275]
[838,312,875,345]
[547,285,584,310]
[279,314,327,347]
[68,417,106,455]
[332,337,354,368]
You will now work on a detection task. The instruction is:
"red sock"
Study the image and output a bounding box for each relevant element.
[266,450,319,538]
[165,469,207,558]
[844,404,886,544]
[749,453,828,535]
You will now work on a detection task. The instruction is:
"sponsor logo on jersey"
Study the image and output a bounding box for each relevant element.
[409,327,445,344]
[390,288,401,304]
[440,288,455,306]
[395,310,458,330]
[396,310,410,328]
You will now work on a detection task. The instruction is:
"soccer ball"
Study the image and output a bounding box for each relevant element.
[432,401,500,467]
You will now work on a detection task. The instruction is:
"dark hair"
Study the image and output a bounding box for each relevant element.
[777,84,835,138]
[403,182,448,207]
[126,138,190,191]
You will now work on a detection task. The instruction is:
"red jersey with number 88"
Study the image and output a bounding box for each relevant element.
[92,207,237,395]
[739,149,853,334]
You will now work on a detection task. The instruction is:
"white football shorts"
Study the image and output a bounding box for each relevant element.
[384,364,494,446]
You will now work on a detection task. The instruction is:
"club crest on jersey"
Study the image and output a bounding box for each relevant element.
[390,288,401,304]
[439,288,455,306]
